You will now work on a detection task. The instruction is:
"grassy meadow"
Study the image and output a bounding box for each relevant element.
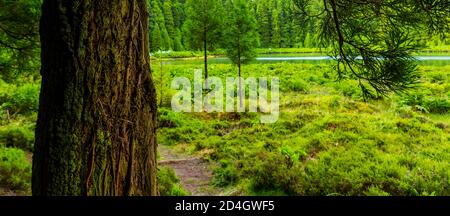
[0,54,449,196]
[154,60,450,196]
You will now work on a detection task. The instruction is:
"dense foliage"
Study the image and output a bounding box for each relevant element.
[147,0,329,52]
[0,0,41,82]
[147,0,450,52]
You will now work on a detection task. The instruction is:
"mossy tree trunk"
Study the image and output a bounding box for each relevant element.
[32,0,158,196]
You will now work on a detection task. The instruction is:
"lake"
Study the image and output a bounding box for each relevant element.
[158,55,450,66]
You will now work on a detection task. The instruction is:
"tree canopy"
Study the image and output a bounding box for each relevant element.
[224,0,259,67]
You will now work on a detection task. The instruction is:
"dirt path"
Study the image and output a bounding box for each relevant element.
[158,145,219,196]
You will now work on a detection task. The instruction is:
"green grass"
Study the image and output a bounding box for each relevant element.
[0,147,31,194]
[154,62,450,196]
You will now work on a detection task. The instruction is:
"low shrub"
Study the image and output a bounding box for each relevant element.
[157,166,189,196]
[0,147,31,192]
[283,78,310,92]
[249,153,299,195]
[0,124,34,151]
[213,159,239,187]
[330,80,363,99]
[158,108,182,128]
[399,92,450,114]
[424,97,450,114]
[0,83,40,115]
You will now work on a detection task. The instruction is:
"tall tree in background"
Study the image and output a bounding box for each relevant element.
[148,0,172,51]
[163,1,175,39]
[151,23,162,51]
[33,0,158,196]
[161,26,172,50]
[272,8,282,47]
[172,0,185,30]
[184,0,224,87]
[278,0,290,47]
[224,0,259,108]
[256,0,274,48]
[173,29,184,51]
[171,0,185,51]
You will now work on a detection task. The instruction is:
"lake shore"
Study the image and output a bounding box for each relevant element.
[150,48,450,60]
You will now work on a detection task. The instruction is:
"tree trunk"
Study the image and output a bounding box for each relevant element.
[238,61,243,109]
[32,0,158,196]
[238,39,243,109]
[159,50,163,106]
[204,32,208,88]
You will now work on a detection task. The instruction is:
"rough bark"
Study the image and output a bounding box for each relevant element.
[33,0,158,196]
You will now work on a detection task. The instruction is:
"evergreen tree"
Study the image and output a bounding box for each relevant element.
[184,0,224,86]
[224,0,259,108]
[161,27,172,50]
[303,32,313,47]
[280,0,293,47]
[173,29,184,51]
[151,23,162,51]
[0,0,41,81]
[290,0,312,47]
[149,0,168,51]
[272,8,282,47]
[163,1,175,39]
[172,0,185,29]
[256,0,274,48]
